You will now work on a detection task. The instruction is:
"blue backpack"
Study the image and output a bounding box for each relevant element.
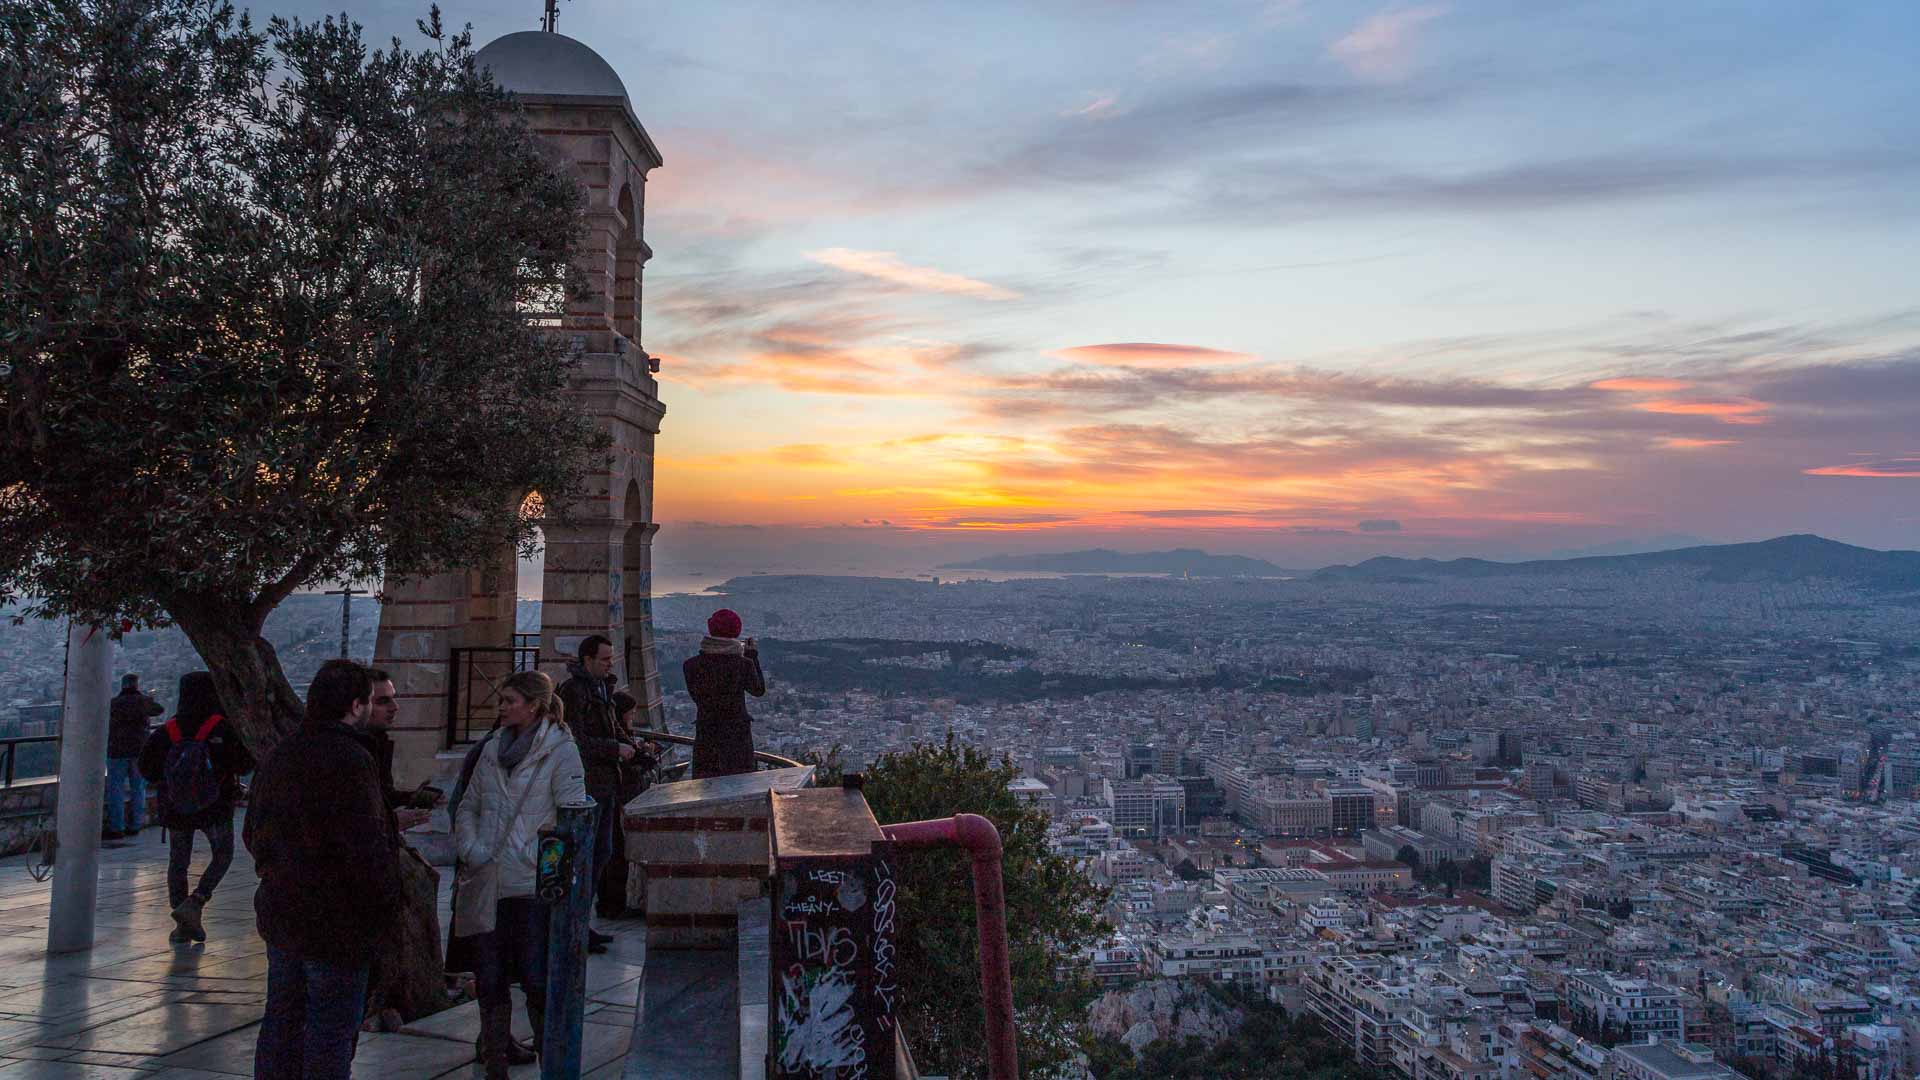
[163,716,225,817]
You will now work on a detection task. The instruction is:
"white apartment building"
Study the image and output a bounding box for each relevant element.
[1563,972,1684,1043]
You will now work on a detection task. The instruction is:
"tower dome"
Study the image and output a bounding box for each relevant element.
[474,31,628,101]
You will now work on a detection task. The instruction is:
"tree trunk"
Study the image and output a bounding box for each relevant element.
[164,593,304,757]
[165,589,450,1022]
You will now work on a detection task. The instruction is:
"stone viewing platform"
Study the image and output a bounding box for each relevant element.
[0,767,940,1079]
[0,833,643,1079]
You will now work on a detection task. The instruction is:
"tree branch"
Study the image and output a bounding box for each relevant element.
[252,526,346,622]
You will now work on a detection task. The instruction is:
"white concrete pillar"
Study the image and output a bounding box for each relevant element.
[49,622,112,953]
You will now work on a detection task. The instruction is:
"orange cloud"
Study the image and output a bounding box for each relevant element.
[1634,398,1770,424]
[1661,438,1738,449]
[770,444,841,467]
[1051,343,1255,368]
[1803,458,1920,478]
[807,248,1019,300]
[1592,377,1693,392]
[659,341,991,398]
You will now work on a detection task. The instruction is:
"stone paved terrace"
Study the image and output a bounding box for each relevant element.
[0,831,644,1079]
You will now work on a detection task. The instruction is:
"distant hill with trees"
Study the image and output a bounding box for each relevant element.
[1313,535,1920,592]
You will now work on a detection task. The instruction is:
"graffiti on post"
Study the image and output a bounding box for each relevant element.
[771,859,897,1079]
[871,860,897,1027]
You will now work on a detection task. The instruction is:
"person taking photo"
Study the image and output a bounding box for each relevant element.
[683,609,766,779]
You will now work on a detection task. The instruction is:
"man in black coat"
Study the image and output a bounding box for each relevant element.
[137,671,255,942]
[244,659,401,1080]
[557,634,635,949]
[105,673,163,838]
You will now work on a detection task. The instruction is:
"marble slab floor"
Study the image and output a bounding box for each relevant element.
[0,830,644,1079]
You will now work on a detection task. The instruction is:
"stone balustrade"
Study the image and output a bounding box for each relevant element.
[622,765,816,950]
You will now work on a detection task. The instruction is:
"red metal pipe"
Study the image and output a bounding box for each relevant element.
[881,813,1019,1080]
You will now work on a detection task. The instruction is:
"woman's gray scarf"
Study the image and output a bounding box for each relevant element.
[700,635,745,656]
[497,723,537,772]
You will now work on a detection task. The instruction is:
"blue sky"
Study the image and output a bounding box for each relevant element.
[308,1,1920,569]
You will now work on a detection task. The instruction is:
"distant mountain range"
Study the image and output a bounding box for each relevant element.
[1543,533,1712,560]
[939,548,1292,576]
[1313,535,1920,591]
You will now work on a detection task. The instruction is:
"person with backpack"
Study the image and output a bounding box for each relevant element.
[137,671,256,943]
[244,659,403,1080]
[105,673,164,839]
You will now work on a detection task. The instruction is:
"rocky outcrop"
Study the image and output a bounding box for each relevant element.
[1087,979,1245,1056]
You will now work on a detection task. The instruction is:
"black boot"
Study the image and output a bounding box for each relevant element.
[525,989,547,1059]
[475,1023,536,1066]
[478,1003,514,1080]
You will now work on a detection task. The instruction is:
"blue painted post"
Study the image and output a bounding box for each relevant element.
[542,798,597,1080]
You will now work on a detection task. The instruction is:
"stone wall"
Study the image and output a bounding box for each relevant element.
[0,780,58,858]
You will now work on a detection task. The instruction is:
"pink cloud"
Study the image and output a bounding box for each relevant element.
[1803,458,1920,478]
[1064,94,1120,119]
[1329,5,1448,81]
[1633,398,1771,424]
[807,248,1019,300]
[1592,376,1694,392]
[1051,342,1255,368]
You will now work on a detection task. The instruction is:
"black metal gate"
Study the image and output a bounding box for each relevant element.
[445,634,542,746]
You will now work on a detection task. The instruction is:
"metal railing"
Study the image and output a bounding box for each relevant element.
[626,729,804,780]
[446,636,545,746]
[881,813,1020,1079]
[0,735,59,788]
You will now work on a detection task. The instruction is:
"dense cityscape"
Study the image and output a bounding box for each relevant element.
[6,536,1917,1079]
[646,536,1920,1080]
[5,0,1917,1075]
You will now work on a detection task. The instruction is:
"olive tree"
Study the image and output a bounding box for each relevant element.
[863,738,1110,1078]
[1,0,603,751]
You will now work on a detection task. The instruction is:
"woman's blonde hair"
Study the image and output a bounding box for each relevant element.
[501,670,567,730]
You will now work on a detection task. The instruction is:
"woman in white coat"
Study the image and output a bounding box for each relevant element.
[453,670,587,1079]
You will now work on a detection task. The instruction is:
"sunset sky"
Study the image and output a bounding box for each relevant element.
[349,1,1918,571]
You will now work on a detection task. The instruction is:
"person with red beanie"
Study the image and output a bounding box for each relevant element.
[682,608,766,778]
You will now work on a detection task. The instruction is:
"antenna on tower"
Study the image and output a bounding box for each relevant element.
[541,0,564,33]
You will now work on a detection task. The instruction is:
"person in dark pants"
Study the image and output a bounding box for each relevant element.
[244,659,402,1080]
[601,690,658,917]
[453,670,586,1079]
[105,673,163,839]
[684,609,766,779]
[137,671,255,943]
[556,634,636,952]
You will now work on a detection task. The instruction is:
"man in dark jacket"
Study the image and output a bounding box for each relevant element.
[106,673,163,839]
[364,669,436,829]
[245,659,401,1080]
[685,609,767,779]
[557,634,633,950]
[138,671,256,942]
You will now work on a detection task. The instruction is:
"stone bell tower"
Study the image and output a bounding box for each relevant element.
[372,29,666,789]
